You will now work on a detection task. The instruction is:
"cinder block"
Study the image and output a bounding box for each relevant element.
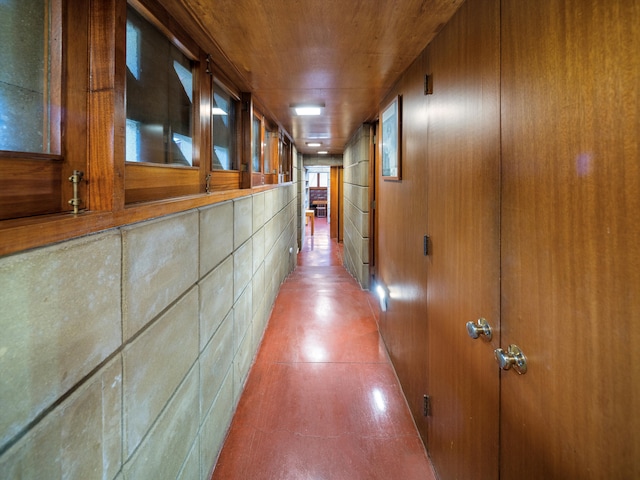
[233,240,252,302]
[199,256,234,350]
[233,325,253,403]
[200,311,233,417]
[233,284,252,354]
[200,201,233,275]
[123,365,199,480]
[177,437,199,480]
[0,231,121,449]
[122,212,198,340]
[0,356,122,480]
[122,287,199,457]
[252,262,265,316]
[252,227,265,274]
[252,192,265,233]
[233,197,253,250]
[199,369,233,480]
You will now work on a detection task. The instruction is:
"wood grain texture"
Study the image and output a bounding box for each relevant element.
[161,0,465,155]
[423,0,501,477]
[0,158,63,220]
[377,1,501,478]
[500,0,640,478]
[124,163,200,204]
[375,34,432,459]
[88,0,126,211]
[62,0,90,212]
[0,183,283,256]
[329,166,342,240]
[210,170,242,191]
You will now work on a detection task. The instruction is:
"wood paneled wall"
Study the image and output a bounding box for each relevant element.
[377,0,639,478]
[376,34,431,445]
[499,0,640,478]
[377,2,501,478]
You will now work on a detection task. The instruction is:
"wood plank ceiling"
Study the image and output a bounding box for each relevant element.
[162,0,465,155]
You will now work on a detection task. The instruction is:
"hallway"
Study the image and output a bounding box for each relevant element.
[211,218,436,479]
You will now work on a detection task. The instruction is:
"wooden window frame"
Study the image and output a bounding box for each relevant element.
[0,0,70,221]
[123,0,206,205]
[209,78,242,191]
[279,135,293,183]
[0,0,293,258]
[250,110,265,187]
[263,121,279,185]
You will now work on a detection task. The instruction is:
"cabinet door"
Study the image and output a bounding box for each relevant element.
[425,0,501,478]
[500,0,640,478]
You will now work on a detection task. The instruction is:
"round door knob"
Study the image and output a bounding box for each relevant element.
[466,318,492,341]
[494,344,527,374]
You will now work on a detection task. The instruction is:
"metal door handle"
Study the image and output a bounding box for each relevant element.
[466,318,492,341]
[494,344,527,374]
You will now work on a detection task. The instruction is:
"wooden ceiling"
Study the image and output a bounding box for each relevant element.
[162,0,465,155]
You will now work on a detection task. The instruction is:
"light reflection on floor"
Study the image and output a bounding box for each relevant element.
[211,213,436,480]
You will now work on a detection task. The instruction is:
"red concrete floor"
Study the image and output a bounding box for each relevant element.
[211,217,437,480]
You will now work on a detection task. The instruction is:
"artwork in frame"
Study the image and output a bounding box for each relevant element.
[381,95,401,180]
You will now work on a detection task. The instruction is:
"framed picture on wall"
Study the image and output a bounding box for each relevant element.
[381,95,401,180]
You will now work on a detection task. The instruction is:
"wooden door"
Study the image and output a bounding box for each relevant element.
[330,166,343,240]
[424,0,501,478]
[500,0,640,478]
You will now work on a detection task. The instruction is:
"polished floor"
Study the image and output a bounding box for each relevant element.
[211,217,436,479]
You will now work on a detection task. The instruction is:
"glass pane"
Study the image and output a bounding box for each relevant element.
[319,172,329,187]
[126,6,194,166]
[264,130,279,175]
[0,0,55,153]
[212,83,237,170]
[252,116,261,172]
[308,172,318,187]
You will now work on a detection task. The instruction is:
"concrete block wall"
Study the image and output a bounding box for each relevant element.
[343,124,371,290]
[0,184,298,479]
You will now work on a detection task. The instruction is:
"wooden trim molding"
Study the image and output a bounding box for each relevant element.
[0,184,290,257]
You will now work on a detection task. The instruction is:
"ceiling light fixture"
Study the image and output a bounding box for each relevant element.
[306,142,322,147]
[291,103,324,116]
[295,106,321,116]
[317,151,328,155]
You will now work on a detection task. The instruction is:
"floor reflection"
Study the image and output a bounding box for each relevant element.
[211,212,436,480]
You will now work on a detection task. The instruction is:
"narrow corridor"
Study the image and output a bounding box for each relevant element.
[211,217,436,479]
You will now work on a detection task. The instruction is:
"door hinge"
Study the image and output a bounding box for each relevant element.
[423,395,431,417]
[424,74,433,95]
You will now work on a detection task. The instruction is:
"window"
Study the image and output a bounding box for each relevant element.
[308,171,328,187]
[123,2,204,204]
[0,0,292,255]
[0,0,64,221]
[0,0,61,154]
[252,114,262,173]
[125,5,195,167]
[264,128,278,176]
[212,82,239,171]
[280,137,292,182]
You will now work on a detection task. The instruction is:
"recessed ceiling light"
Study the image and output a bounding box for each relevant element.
[317,151,328,155]
[291,103,324,116]
[295,106,321,116]
[306,142,322,147]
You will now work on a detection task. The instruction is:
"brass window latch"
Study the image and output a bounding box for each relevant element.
[68,170,84,214]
